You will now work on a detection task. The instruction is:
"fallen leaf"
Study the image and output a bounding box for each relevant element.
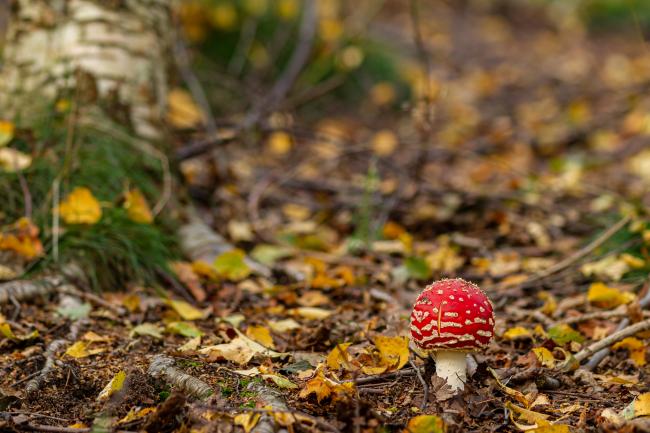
[0,120,14,146]
[291,307,334,320]
[587,282,635,308]
[372,130,398,156]
[58,187,102,225]
[374,335,409,371]
[250,244,294,266]
[326,343,354,370]
[547,324,584,345]
[179,336,201,352]
[612,337,646,366]
[0,148,31,172]
[213,249,251,281]
[65,341,105,358]
[167,88,204,128]
[262,373,298,389]
[581,256,630,281]
[490,368,530,407]
[97,370,126,401]
[299,366,355,402]
[166,321,204,338]
[621,393,650,419]
[246,325,275,349]
[297,290,330,307]
[118,407,156,425]
[234,413,261,433]
[200,331,285,365]
[503,327,533,341]
[402,415,446,433]
[0,217,44,259]
[171,262,206,302]
[532,347,556,368]
[267,131,293,155]
[267,318,301,332]
[165,299,205,321]
[123,189,153,224]
[131,323,164,339]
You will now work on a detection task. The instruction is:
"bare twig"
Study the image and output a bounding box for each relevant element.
[409,358,429,410]
[575,317,650,364]
[172,19,218,135]
[519,215,631,288]
[555,309,650,326]
[0,275,62,305]
[583,287,650,370]
[243,0,317,128]
[228,17,258,76]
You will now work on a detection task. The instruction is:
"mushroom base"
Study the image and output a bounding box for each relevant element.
[434,350,468,392]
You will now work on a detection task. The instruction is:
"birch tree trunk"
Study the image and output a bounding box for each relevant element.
[0,0,170,138]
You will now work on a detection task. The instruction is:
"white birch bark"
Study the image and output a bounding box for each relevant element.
[0,0,171,138]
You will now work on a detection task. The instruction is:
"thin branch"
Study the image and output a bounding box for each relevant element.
[583,286,650,369]
[575,317,650,364]
[243,0,317,128]
[520,215,631,288]
[148,355,214,399]
[172,19,218,136]
[409,358,429,410]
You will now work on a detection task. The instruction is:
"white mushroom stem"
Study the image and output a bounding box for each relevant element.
[434,350,468,392]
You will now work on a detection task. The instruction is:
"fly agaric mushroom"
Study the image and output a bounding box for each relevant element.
[410,278,494,392]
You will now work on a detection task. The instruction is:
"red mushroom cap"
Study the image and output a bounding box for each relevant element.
[410,278,494,350]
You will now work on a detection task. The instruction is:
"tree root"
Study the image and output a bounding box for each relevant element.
[0,276,62,305]
[25,319,87,395]
[247,382,290,433]
[148,355,213,400]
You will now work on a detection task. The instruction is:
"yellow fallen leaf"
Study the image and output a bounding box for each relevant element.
[633,393,650,417]
[276,0,298,20]
[490,368,530,407]
[262,373,298,389]
[65,341,105,358]
[402,415,446,433]
[123,189,153,224]
[179,336,201,352]
[167,88,204,128]
[200,331,285,365]
[234,413,261,433]
[267,131,293,155]
[502,327,533,341]
[581,256,630,281]
[374,336,409,371]
[165,299,204,321]
[327,343,353,370]
[97,370,126,401]
[0,120,15,147]
[246,325,275,349]
[0,148,31,172]
[506,401,550,429]
[587,282,635,308]
[267,318,301,332]
[528,425,570,433]
[0,322,16,340]
[58,187,102,225]
[213,249,251,281]
[0,218,44,259]
[372,130,398,156]
[612,337,646,366]
[532,347,556,368]
[299,367,355,402]
[291,307,333,320]
[118,407,156,425]
[210,3,238,30]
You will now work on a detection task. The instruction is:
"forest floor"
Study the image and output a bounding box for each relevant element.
[2,2,650,433]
